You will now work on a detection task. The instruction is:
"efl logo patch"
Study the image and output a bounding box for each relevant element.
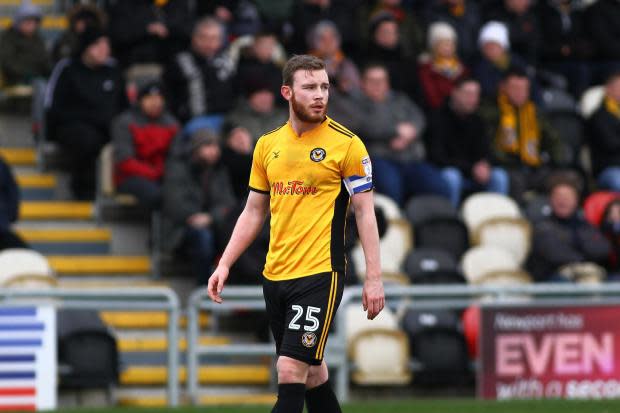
[310,148,326,162]
[362,156,372,176]
[302,332,318,348]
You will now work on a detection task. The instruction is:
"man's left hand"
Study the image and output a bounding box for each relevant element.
[362,277,385,320]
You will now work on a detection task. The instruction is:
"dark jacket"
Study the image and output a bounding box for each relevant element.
[236,56,283,103]
[163,49,237,123]
[587,104,620,176]
[365,42,422,101]
[111,107,179,186]
[0,27,50,85]
[427,101,491,176]
[0,157,19,231]
[473,53,530,100]
[538,0,594,62]
[51,4,107,63]
[587,0,620,61]
[161,142,237,253]
[529,213,610,281]
[45,58,127,139]
[106,0,193,67]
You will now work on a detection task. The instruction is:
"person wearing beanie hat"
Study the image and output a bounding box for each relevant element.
[112,78,178,211]
[0,1,49,86]
[474,21,531,99]
[161,124,237,286]
[52,3,106,64]
[45,23,126,199]
[418,21,469,109]
[426,0,482,63]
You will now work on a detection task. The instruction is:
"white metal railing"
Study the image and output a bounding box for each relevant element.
[0,287,181,406]
[186,283,620,403]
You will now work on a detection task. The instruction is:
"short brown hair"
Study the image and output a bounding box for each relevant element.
[282,55,325,86]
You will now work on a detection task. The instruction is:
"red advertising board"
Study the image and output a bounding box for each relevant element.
[479,304,620,400]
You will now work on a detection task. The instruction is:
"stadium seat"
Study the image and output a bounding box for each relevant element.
[345,305,398,343]
[473,269,532,286]
[460,246,519,284]
[401,309,470,385]
[404,195,457,227]
[578,85,605,119]
[472,217,532,266]
[461,192,521,234]
[351,195,412,282]
[349,328,411,385]
[403,248,465,285]
[583,191,620,227]
[413,217,469,260]
[462,305,479,359]
[0,248,54,286]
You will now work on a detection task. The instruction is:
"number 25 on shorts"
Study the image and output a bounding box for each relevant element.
[288,305,321,332]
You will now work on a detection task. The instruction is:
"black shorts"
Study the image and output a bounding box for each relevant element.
[262,271,344,366]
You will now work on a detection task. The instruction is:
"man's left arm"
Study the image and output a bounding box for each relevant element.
[351,191,384,320]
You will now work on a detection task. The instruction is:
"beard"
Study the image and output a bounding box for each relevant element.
[291,92,327,123]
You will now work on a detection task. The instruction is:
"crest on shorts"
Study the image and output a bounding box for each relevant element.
[310,148,326,162]
[302,332,318,348]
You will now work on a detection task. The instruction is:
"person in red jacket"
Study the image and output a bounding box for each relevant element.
[112,81,179,211]
[418,21,468,110]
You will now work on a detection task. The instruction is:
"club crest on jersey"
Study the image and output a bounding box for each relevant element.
[310,148,326,162]
[302,332,318,348]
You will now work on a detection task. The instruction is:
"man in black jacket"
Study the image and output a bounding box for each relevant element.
[163,17,236,124]
[427,78,509,206]
[589,71,620,191]
[529,172,610,282]
[45,28,126,199]
[0,157,28,251]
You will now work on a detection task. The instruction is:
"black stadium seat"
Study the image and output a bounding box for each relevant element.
[403,248,466,285]
[413,217,469,260]
[405,195,457,227]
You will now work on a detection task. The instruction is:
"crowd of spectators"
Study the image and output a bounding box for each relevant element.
[2,0,620,284]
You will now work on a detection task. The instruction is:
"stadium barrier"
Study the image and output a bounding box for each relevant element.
[187,283,620,403]
[0,287,181,407]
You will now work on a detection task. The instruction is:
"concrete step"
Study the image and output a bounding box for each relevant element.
[47,255,150,275]
[20,201,94,220]
[0,147,36,166]
[17,228,110,254]
[16,173,56,200]
[119,364,271,386]
[100,311,210,330]
[0,15,66,29]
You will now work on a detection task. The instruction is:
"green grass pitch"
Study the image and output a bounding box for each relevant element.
[50,399,620,413]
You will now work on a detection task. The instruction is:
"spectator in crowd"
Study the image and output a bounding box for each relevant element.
[0,3,50,87]
[197,0,262,38]
[425,0,481,64]
[481,68,560,201]
[111,81,179,212]
[45,28,126,200]
[588,71,620,191]
[221,125,254,200]
[236,32,283,103]
[486,0,540,65]
[106,0,193,68]
[474,21,530,100]
[539,0,594,97]
[52,3,107,64]
[225,79,288,144]
[355,63,450,205]
[0,157,28,251]
[418,22,469,110]
[289,0,363,55]
[364,13,421,100]
[360,0,424,59]
[308,20,361,94]
[162,129,237,285]
[427,78,509,206]
[529,172,610,282]
[600,199,620,279]
[163,17,236,126]
[587,0,620,75]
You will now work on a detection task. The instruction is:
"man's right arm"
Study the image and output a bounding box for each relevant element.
[207,190,270,302]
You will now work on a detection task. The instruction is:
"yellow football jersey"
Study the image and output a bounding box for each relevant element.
[249,116,373,281]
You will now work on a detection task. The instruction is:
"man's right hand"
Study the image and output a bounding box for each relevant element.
[207,265,229,303]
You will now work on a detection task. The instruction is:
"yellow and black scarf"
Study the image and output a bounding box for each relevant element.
[432,56,463,79]
[496,92,541,167]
